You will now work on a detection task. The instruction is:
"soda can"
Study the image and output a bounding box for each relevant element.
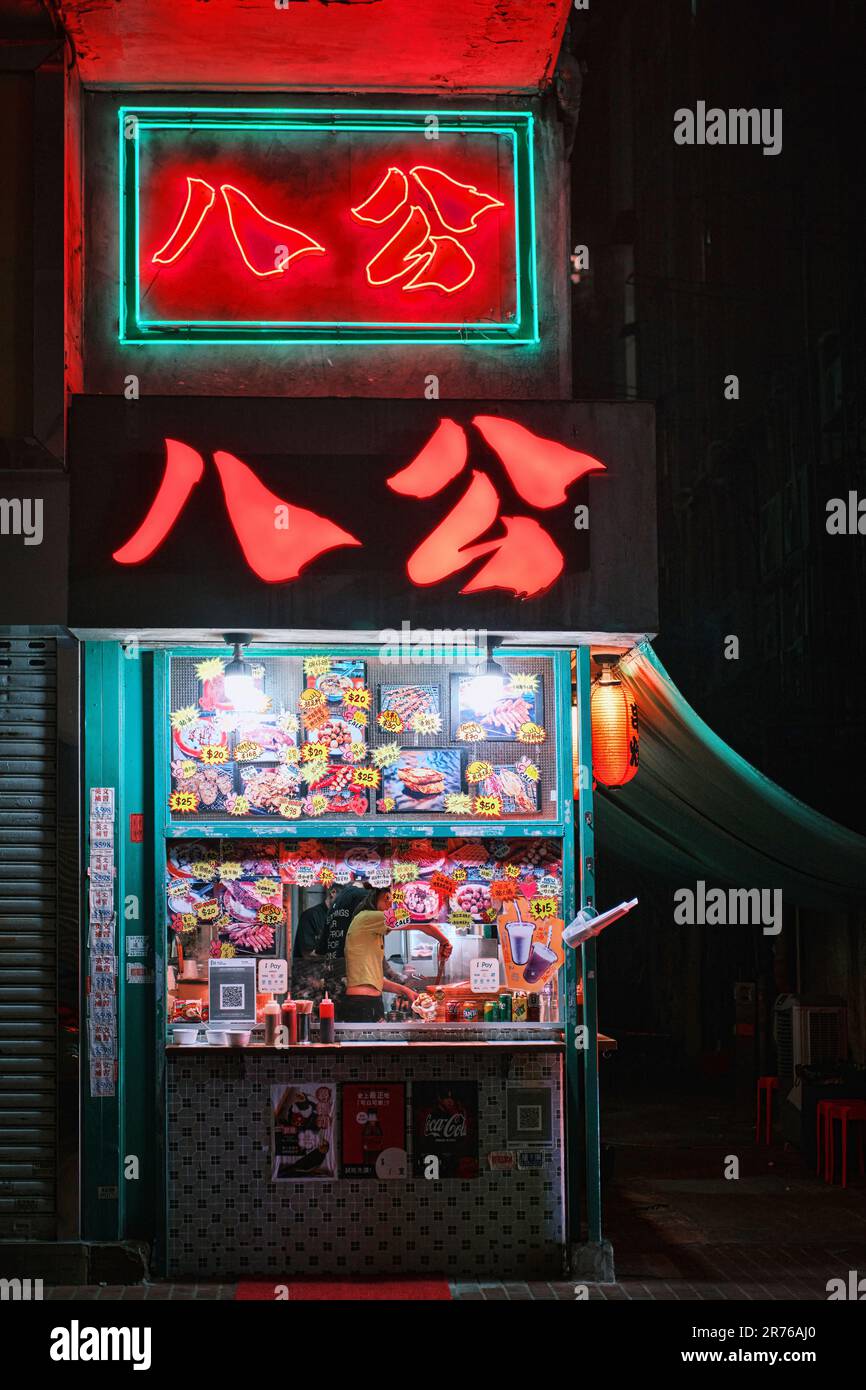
[498,993,513,1022]
[461,1001,480,1022]
[483,999,499,1023]
[446,1000,460,1022]
[512,990,528,1022]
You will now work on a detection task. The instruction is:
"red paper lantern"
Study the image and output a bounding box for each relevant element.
[590,660,639,788]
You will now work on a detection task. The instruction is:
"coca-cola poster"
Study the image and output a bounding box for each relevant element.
[340,1083,406,1179]
[412,1081,479,1179]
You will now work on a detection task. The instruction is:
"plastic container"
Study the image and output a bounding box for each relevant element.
[226,1029,252,1048]
[205,1028,229,1046]
[172,1024,201,1046]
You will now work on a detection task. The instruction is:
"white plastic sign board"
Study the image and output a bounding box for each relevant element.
[470,958,500,994]
[258,958,288,994]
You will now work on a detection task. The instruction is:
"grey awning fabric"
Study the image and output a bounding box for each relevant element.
[594,642,866,911]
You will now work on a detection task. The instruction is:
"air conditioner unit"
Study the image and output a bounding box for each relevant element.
[774,995,847,1091]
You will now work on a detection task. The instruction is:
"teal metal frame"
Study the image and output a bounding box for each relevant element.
[82,639,601,1271]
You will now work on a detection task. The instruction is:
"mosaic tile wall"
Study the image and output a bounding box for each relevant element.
[166,1050,565,1279]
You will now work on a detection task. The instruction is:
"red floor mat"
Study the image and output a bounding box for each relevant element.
[235,1279,452,1301]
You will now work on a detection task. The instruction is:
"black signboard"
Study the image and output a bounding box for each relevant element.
[68,397,656,633]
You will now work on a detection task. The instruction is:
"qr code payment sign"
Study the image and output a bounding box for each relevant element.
[220,983,246,1011]
[517,1105,543,1132]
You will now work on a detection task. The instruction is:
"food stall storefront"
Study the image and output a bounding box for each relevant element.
[70,395,656,1280]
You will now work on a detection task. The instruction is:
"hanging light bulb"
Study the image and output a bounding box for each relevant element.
[222,632,260,712]
[590,656,639,788]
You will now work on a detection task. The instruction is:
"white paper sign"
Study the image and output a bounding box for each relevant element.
[470,957,500,994]
[258,958,288,994]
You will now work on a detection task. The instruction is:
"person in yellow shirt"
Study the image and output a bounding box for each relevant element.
[340,887,453,1023]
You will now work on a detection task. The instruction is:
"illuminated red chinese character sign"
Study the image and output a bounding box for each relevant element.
[68,398,658,635]
[120,108,537,345]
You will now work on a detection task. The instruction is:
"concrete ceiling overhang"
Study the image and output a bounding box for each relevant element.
[52,0,573,92]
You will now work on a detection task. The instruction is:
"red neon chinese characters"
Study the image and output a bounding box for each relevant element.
[396,417,604,598]
[409,167,504,233]
[403,237,475,294]
[220,185,326,278]
[365,205,433,286]
[113,439,205,564]
[407,471,501,587]
[112,440,360,583]
[212,451,361,583]
[472,416,606,508]
[351,164,503,295]
[386,418,467,497]
[350,167,409,224]
[152,178,216,265]
[150,179,325,278]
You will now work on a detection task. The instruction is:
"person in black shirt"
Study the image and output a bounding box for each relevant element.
[319,880,369,958]
[293,885,337,959]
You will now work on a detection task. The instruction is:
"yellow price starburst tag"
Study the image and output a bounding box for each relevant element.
[378,797,396,813]
[352,766,380,790]
[372,741,401,769]
[170,706,198,730]
[301,741,329,762]
[378,710,404,733]
[299,687,327,709]
[303,656,332,677]
[257,904,283,925]
[169,790,198,813]
[348,707,369,728]
[504,863,521,878]
[180,913,197,932]
[254,878,276,898]
[451,867,467,883]
[179,761,196,781]
[219,861,242,881]
[320,866,335,887]
[522,761,540,782]
[456,721,486,742]
[529,897,557,921]
[507,673,539,695]
[343,741,368,764]
[392,862,420,883]
[444,792,474,814]
[234,741,262,762]
[473,795,503,818]
[279,799,303,819]
[196,901,220,922]
[343,687,372,710]
[283,745,300,765]
[466,760,493,784]
[190,860,217,880]
[228,795,250,816]
[200,744,229,766]
[410,711,442,735]
[195,657,224,681]
[517,722,547,745]
[306,794,328,817]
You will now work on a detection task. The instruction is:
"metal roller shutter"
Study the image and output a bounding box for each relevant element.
[0,635,58,1238]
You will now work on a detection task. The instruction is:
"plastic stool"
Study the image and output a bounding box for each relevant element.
[816,1099,836,1177]
[755,1075,778,1145]
[827,1100,866,1188]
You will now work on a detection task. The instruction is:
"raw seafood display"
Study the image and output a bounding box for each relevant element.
[478,764,538,814]
[379,684,440,724]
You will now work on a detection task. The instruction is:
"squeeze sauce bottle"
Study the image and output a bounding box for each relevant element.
[281,995,298,1045]
[264,994,280,1046]
[319,992,335,1044]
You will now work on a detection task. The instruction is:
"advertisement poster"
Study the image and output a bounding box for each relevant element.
[341,1083,406,1179]
[412,1081,479,1179]
[271,1082,336,1181]
[496,902,565,994]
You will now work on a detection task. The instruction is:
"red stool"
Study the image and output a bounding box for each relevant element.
[826,1100,866,1188]
[755,1076,778,1144]
[816,1099,836,1177]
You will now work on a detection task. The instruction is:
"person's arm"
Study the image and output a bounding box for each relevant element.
[382,979,417,1000]
[417,924,453,959]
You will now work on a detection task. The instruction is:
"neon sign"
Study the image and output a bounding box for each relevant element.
[119,107,538,345]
